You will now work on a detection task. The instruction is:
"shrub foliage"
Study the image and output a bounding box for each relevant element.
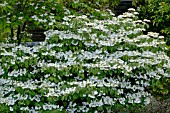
[132,0,170,47]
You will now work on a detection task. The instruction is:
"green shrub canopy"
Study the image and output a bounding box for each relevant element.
[0,8,170,112]
[132,0,170,46]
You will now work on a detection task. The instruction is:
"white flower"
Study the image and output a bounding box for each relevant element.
[6,20,11,23]
[147,32,159,38]
[119,98,126,104]
[134,97,141,103]
[77,15,87,19]
[103,96,114,105]
[144,97,150,105]
[143,19,151,23]
[48,22,53,26]
[68,15,75,18]
[158,36,164,39]
[10,107,13,111]
[85,22,96,26]
[43,105,47,110]
[7,99,15,105]
[35,6,38,9]
[128,8,135,12]
[128,98,133,104]
[117,89,124,95]
[30,3,34,6]
[63,16,70,21]
[133,12,139,15]
[42,6,45,9]
[97,83,103,87]
[94,25,104,29]
[135,20,143,23]
[155,75,161,80]
[93,91,98,95]
[44,13,48,16]
[88,94,95,98]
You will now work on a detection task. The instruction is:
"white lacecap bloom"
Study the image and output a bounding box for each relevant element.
[158,36,164,39]
[30,3,34,6]
[147,32,159,37]
[42,6,45,9]
[68,15,75,18]
[93,91,98,95]
[144,97,151,105]
[43,105,47,110]
[7,20,11,23]
[63,16,70,21]
[29,109,38,113]
[88,94,95,99]
[155,75,161,80]
[48,22,53,26]
[119,98,126,104]
[35,6,38,9]
[7,99,15,105]
[128,8,135,12]
[134,97,141,103]
[10,107,13,111]
[128,98,133,104]
[135,20,143,23]
[0,69,5,75]
[77,15,87,19]
[143,19,151,23]
[117,89,124,95]
[103,96,114,105]
[133,12,139,15]
[0,1,8,6]
[74,0,79,4]
[35,106,40,110]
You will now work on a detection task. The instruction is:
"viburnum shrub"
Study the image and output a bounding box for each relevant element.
[0,8,169,112]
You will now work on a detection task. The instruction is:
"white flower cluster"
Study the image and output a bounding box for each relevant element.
[0,1,8,7]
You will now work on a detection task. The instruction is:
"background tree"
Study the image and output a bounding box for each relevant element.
[0,0,64,44]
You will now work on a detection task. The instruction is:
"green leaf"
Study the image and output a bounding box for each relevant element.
[97,106,103,111]
[33,58,37,64]
[79,74,84,79]
[61,96,65,101]
[25,61,29,68]
[14,65,18,70]
[110,90,116,95]
[161,89,169,95]
[157,84,164,89]
[39,102,44,107]
[25,99,31,106]
[27,73,32,79]
[3,27,11,33]
[73,94,78,100]
[1,57,6,63]
[16,87,21,93]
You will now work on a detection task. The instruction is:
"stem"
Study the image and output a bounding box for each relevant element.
[109,0,112,8]
[17,25,21,45]
[10,27,14,41]
[22,22,26,32]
